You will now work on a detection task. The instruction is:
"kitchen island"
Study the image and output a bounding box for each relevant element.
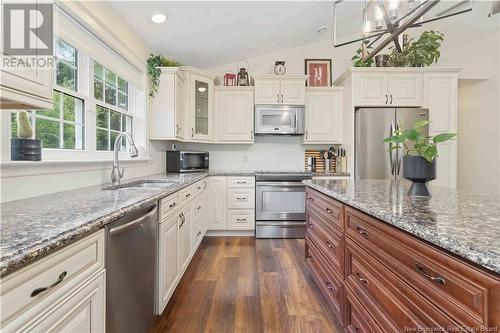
[302,178,500,332]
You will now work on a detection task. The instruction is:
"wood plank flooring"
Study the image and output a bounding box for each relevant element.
[152,237,343,333]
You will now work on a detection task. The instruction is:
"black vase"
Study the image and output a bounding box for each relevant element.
[11,138,42,161]
[402,155,436,197]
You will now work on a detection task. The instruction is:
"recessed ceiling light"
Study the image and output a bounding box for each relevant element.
[151,12,166,24]
[317,26,328,33]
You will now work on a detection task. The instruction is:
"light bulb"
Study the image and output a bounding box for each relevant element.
[363,20,372,36]
[151,12,166,24]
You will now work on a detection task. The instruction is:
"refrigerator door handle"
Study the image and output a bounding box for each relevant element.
[396,121,402,175]
[389,121,395,175]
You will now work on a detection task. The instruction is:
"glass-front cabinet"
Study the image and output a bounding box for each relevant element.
[184,67,215,141]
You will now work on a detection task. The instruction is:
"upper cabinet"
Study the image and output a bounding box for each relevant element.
[254,75,307,105]
[354,71,423,107]
[215,87,254,143]
[304,87,343,144]
[149,67,185,140]
[0,58,53,109]
[183,66,216,142]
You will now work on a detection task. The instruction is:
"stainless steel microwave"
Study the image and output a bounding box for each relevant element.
[166,151,209,173]
[254,105,305,135]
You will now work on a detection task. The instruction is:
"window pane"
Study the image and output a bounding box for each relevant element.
[55,38,76,66]
[118,92,128,110]
[96,128,109,151]
[63,94,76,121]
[94,80,103,101]
[118,77,127,93]
[94,62,103,80]
[123,115,132,134]
[36,118,60,148]
[110,131,119,151]
[56,61,76,91]
[110,111,121,131]
[105,84,116,106]
[38,92,60,119]
[105,69,116,87]
[96,105,108,128]
[63,123,76,149]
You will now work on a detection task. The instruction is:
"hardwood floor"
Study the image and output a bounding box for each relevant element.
[153,237,343,333]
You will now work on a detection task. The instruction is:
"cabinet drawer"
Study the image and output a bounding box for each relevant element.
[191,194,204,220]
[192,179,207,197]
[228,188,255,209]
[228,210,255,230]
[179,185,194,203]
[1,231,105,326]
[345,207,500,329]
[228,177,255,188]
[160,193,180,221]
[306,238,344,324]
[306,209,343,277]
[345,238,457,332]
[306,187,343,232]
[345,287,384,333]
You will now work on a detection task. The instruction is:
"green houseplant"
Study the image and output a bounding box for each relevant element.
[388,30,444,67]
[352,46,374,67]
[384,120,456,196]
[147,54,182,98]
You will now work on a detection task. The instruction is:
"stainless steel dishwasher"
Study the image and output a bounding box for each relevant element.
[105,204,158,333]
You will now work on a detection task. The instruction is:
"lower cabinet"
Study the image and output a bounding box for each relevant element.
[179,206,192,273]
[207,176,227,230]
[305,187,500,332]
[158,214,180,314]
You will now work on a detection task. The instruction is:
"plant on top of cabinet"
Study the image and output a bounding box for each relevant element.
[352,45,374,67]
[384,120,456,196]
[147,54,182,97]
[388,31,445,67]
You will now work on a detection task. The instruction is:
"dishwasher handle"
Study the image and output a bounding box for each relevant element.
[109,205,157,235]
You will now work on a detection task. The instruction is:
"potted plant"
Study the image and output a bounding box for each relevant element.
[147,54,182,98]
[11,111,42,161]
[352,46,374,67]
[384,120,456,196]
[388,30,444,67]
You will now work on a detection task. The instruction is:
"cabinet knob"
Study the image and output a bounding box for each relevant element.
[355,225,369,236]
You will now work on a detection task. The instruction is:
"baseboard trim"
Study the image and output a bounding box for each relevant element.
[205,230,255,237]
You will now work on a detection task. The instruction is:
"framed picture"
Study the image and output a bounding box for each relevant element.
[305,59,332,86]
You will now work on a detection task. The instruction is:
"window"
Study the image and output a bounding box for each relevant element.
[94,62,128,111]
[10,38,85,151]
[96,105,132,151]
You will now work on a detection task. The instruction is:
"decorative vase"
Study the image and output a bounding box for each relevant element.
[402,155,436,197]
[11,138,42,161]
[375,54,389,67]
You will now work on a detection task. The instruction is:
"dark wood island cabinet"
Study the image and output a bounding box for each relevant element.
[305,186,500,333]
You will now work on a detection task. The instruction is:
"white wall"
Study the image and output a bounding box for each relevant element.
[204,1,500,195]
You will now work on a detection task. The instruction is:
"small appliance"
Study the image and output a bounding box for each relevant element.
[254,105,305,135]
[166,150,209,173]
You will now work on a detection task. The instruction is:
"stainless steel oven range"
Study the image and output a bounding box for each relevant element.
[255,171,312,238]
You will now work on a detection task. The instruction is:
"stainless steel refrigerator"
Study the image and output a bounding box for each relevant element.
[355,107,429,180]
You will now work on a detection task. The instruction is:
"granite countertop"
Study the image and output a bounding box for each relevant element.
[303,179,500,275]
[0,172,208,276]
[208,170,256,176]
[312,171,350,177]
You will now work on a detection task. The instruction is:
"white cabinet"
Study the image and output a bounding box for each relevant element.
[304,87,343,144]
[228,210,255,230]
[228,188,254,209]
[355,72,423,107]
[216,87,254,143]
[149,67,186,140]
[207,176,227,230]
[254,75,307,105]
[158,214,180,313]
[183,66,216,142]
[179,205,191,272]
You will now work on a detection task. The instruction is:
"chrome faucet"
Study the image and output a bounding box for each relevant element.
[111,132,139,186]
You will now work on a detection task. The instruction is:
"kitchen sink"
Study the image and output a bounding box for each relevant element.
[104,180,176,190]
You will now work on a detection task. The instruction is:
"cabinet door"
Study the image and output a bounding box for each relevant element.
[355,74,389,106]
[254,79,280,104]
[158,216,179,313]
[179,207,192,272]
[389,74,423,106]
[228,210,255,230]
[305,89,343,143]
[281,78,306,105]
[217,89,254,142]
[22,272,105,333]
[207,177,227,230]
[190,74,213,140]
[175,75,186,139]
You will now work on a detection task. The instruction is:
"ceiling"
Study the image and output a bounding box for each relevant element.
[106,1,336,69]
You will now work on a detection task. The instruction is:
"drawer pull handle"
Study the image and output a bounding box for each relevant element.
[309,223,314,228]
[307,197,314,201]
[185,193,191,198]
[326,241,334,248]
[197,206,202,210]
[197,186,201,190]
[236,197,246,200]
[415,263,446,285]
[169,202,176,208]
[236,218,247,221]
[236,181,246,184]
[31,271,67,297]
[326,208,333,214]
[325,281,334,291]
[356,273,369,285]
[356,226,369,236]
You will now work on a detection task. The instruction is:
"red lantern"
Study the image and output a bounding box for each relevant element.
[224,72,236,86]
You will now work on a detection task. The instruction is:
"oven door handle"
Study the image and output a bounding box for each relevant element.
[256,182,306,186]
